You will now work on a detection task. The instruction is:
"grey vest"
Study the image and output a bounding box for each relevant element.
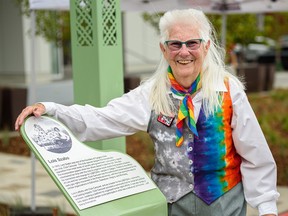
[147,96,196,203]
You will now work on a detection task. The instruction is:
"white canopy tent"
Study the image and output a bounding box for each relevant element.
[29,0,288,47]
[29,0,69,10]
[121,0,288,13]
[29,0,288,13]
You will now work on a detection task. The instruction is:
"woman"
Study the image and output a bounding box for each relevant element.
[15,9,279,216]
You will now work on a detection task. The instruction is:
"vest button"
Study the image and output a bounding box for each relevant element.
[188,147,193,151]
[189,160,193,165]
[189,184,194,189]
[188,134,193,138]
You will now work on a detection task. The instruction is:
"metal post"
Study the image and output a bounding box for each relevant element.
[30,10,36,212]
[69,0,125,152]
[221,13,227,49]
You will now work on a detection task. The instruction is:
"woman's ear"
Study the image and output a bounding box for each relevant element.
[160,42,166,54]
[160,42,169,61]
[205,40,211,52]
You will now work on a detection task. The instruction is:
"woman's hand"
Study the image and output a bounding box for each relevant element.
[15,103,46,131]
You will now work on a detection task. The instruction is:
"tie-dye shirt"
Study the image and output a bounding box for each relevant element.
[148,83,241,204]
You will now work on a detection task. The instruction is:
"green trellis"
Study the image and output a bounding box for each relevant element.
[70,0,125,152]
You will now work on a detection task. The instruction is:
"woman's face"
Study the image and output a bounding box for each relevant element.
[160,23,210,89]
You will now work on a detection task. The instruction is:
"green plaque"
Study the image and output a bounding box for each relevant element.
[20,116,167,216]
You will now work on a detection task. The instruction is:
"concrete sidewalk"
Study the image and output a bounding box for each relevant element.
[274,71,288,89]
[0,152,74,214]
[0,152,287,215]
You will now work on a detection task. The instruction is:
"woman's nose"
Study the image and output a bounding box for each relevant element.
[179,44,191,55]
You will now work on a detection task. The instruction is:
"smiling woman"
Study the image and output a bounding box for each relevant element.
[13,8,279,216]
[160,21,209,88]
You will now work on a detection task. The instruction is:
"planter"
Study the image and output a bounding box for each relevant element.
[9,207,54,216]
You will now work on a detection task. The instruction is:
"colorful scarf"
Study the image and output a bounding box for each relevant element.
[167,66,202,147]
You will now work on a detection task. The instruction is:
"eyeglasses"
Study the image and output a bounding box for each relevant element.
[164,39,204,51]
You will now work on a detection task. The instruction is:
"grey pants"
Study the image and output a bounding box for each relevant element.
[168,183,247,216]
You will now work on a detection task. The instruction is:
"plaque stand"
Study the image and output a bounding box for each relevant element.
[20,116,167,216]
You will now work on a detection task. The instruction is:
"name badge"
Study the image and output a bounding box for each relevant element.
[157,114,174,127]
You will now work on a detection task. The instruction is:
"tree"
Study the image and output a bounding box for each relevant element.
[142,12,288,50]
[13,0,70,46]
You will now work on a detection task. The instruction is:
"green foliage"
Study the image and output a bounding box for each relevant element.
[206,14,258,46]
[0,203,9,216]
[141,12,288,50]
[264,13,288,44]
[10,195,24,211]
[248,89,288,185]
[13,0,70,46]
[126,131,154,171]
[142,12,164,34]
[13,0,30,16]
[35,11,71,46]
[0,128,10,147]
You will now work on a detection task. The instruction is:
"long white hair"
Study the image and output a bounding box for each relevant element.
[146,8,244,116]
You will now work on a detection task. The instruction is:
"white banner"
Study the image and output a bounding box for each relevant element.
[29,0,69,10]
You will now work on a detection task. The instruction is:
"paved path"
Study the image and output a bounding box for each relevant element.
[0,152,74,214]
[274,71,288,89]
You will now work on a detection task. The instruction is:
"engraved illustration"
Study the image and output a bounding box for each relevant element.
[32,123,72,153]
